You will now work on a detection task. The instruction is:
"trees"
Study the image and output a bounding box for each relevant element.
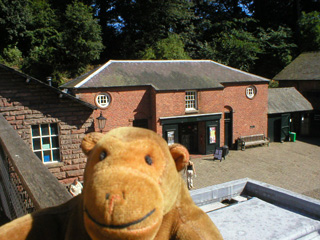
[210,18,262,72]
[0,0,29,67]
[254,27,296,78]
[1,0,320,82]
[0,0,103,84]
[61,2,104,75]
[139,34,190,60]
[98,0,196,59]
[298,11,320,51]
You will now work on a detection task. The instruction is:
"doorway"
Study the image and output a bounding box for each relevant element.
[180,122,198,153]
[224,111,233,148]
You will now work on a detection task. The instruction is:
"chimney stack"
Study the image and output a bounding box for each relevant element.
[46,76,52,86]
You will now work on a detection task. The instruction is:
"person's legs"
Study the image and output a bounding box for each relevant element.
[187,170,193,189]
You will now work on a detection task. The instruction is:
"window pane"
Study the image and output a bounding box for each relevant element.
[42,137,50,149]
[50,124,58,135]
[32,125,40,137]
[96,93,111,108]
[185,91,196,109]
[53,150,60,161]
[43,151,51,162]
[41,124,49,135]
[33,138,41,150]
[35,151,42,161]
[52,136,59,148]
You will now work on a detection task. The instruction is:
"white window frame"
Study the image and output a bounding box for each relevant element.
[31,123,60,163]
[185,90,198,111]
[95,93,111,108]
[246,86,257,99]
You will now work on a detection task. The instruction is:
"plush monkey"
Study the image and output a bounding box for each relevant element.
[0,127,222,240]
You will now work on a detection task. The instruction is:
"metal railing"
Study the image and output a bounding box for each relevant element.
[0,114,71,221]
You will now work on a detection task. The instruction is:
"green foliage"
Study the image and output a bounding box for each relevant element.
[269,80,279,88]
[139,34,190,60]
[61,1,104,75]
[0,46,23,67]
[22,0,61,78]
[20,0,103,83]
[298,11,320,51]
[2,0,320,82]
[109,0,196,59]
[0,0,30,50]
[212,18,262,72]
[254,26,296,78]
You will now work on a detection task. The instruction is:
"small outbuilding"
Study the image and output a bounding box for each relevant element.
[268,87,313,142]
[274,51,320,136]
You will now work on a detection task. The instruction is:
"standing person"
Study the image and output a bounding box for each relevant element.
[185,160,196,190]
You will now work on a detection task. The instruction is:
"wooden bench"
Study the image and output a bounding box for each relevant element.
[237,134,270,151]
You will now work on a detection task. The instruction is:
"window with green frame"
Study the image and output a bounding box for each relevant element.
[31,123,60,163]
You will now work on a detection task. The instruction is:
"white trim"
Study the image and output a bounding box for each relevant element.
[74,61,113,88]
[95,93,111,108]
[160,112,222,120]
[31,123,60,163]
[185,90,198,110]
[100,59,212,64]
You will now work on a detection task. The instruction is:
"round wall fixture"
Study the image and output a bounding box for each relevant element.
[246,85,257,99]
[95,93,111,108]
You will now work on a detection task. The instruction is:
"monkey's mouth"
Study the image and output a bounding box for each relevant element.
[85,208,156,229]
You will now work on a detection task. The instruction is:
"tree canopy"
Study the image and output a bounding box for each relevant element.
[1,0,320,84]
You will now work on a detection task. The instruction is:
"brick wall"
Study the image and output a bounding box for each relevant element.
[154,83,268,145]
[223,83,268,142]
[0,68,94,185]
[75,87,152,132]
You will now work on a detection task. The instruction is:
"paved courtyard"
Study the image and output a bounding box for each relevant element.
[183,137,320,200]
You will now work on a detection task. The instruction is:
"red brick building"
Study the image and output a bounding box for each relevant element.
[0,60,270,185]
[62,60,270,154]
[0,64,96,184]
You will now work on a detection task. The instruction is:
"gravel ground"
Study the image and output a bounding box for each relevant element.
[182,137,320,200]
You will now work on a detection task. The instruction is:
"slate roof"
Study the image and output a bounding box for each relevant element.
[61,60,269,90]
[273,52,320,81]
[268,87,313,114]
[0,64,97,110]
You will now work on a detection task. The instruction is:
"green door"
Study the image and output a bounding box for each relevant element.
[206,120,220,154]
[281,113,290,142]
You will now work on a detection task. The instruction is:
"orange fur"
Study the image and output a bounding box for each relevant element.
[0,127,222,240]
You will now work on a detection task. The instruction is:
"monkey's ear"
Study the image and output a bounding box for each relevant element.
[169,144,190,172]
[81,132,104,155]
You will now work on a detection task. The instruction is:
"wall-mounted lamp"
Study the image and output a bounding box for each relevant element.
[96,112,106,132]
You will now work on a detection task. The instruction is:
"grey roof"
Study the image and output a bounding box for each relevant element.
[268,87,313,114]
[273,52,320,81]
[61,60,269,90]
[0,64,97,110]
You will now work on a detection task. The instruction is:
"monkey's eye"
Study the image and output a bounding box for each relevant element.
[99,151,107,161]
[145,155,153,165]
